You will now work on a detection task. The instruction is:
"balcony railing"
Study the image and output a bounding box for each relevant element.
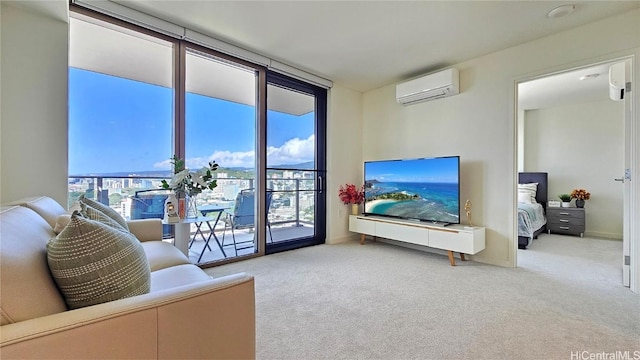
[67,175,315,229]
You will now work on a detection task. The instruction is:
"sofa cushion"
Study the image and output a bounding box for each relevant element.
[79,194,129,231]
[150,264,212,292]
[0,206,67,325]
[8,196,66,229]
[47,213,151,309]
[140,241,191,271]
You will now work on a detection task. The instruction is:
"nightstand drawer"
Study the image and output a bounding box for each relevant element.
[547,208,585,220]
[548,217,585,226]
[547,223,585,235]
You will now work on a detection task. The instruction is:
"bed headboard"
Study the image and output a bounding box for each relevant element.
[518,172,548,209]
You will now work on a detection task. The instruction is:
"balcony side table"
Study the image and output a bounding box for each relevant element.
[192,205,230,262]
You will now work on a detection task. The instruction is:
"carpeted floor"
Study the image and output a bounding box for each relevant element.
[207,234,640,360]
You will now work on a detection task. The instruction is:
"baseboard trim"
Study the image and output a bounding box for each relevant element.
[327,234,357,244]
[584,231,623,240]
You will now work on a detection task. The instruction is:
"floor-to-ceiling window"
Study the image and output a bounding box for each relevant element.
[68,6,326,266]
[184,47,260,263]
[68,11,175,213]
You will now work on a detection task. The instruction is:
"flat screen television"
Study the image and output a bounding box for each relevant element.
[363,156,460,224]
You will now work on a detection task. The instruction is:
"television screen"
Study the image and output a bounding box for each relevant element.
[363,156,460,224]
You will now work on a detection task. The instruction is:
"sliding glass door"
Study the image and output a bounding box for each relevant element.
[265,73,326,253]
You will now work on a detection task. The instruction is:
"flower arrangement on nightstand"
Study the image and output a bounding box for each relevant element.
[570,188,590,208]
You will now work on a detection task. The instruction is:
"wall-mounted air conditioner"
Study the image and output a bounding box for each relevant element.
[609,62,625,101]
[396,68,459,105]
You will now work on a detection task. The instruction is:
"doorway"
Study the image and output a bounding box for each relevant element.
[515,57,632,287]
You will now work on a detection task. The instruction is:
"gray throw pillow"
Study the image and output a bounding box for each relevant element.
[47,213,151,309]
[79,194,129,231]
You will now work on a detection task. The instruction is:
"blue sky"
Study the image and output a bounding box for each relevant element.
[365,157,459,183]
[69,68,315,174]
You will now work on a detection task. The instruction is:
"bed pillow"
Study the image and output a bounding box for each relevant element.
[518,183,538,203]
[47,213,150,309]
[79,194,129,231]
[518,191,534,204]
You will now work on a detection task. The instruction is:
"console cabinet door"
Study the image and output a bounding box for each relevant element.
[375,222,429,247]
[428,229,474,253]
[349,216,375,236]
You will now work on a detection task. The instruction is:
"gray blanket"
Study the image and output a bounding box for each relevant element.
[518,203,546,242]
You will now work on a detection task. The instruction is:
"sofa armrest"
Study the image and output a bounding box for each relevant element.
[0,273,255,359]
[127,218,163,242]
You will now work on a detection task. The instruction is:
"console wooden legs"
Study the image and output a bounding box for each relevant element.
[447,251,455,266]
[448,251,467,266]
[360,234,365,245]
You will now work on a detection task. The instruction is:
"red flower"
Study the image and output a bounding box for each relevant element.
[338,184,364,205]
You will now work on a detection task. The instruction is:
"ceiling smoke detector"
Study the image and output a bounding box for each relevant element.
[547,4,576,18]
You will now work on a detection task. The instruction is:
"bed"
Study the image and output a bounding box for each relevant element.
[518,172,548,249]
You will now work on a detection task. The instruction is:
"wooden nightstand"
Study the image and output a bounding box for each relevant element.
[546,207,585,237]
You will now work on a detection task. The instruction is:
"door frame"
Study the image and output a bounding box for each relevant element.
[512,53,637,292]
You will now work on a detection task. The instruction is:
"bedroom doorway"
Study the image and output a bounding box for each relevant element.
[514,56,633,288]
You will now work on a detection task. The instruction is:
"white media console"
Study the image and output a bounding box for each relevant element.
[349,215,485,266]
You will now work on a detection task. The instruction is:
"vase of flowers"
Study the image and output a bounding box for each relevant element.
[161,155,219,218]
[339,184,364,215]
[571,188,590,208]
[185,194,198,218]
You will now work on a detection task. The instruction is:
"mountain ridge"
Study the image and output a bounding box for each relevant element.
[71,161,315,177]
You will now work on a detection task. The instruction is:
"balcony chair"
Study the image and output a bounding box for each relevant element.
[222,188,273,256]
[130,189,173,239]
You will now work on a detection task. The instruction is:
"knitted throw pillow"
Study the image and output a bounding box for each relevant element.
[80,203,127,231]
[79,194,129,231]
[47,213,151,309]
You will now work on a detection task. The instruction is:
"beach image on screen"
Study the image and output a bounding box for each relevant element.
[364,157,459,223]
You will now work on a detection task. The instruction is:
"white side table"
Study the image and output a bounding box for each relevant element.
[163,216,215,257]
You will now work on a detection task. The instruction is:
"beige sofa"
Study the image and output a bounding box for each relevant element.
[0,196,255,359]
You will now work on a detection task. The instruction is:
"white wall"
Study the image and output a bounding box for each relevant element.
[326,84,363,244]
[524,100,624,239]
[0,3,69,206]
[361,9,640,268]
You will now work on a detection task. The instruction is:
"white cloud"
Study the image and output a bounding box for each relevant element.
[204,150,255,168]
[152,134,315,170]
[153,159,173,170]
[267,134,314,165]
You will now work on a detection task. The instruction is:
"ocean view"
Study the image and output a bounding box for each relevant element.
[364,181,459,223]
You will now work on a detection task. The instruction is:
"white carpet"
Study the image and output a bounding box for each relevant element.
[208,235,640,360]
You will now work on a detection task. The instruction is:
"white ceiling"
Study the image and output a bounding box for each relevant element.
[112,0,639,93]
[518,61,625,110]
[7,0,639,110]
